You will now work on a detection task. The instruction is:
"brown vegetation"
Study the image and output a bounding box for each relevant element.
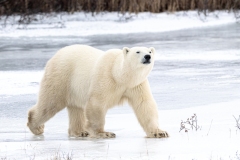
[0,0,240,16]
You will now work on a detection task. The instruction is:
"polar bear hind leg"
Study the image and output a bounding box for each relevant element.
[67,106,88,137]
[85,98,116,138]
[27,76,66,135]
[27,100,65,135]
[27,105,45,135]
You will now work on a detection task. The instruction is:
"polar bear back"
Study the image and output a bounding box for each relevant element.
[43,45,105,108]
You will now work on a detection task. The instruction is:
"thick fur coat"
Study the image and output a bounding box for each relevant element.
[27,45,168,138]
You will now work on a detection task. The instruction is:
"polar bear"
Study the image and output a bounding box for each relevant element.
[27,45,168,138]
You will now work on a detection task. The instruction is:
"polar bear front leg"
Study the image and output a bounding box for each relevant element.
[125,80,169,138]
[85,97,116,138]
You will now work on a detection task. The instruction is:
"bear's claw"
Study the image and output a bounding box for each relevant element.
[80,131,89,137]
[96,132,116,138]
[149,130,169,138]
[69,131,89,137]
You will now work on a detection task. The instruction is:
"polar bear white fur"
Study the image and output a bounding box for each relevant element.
[27,45,168,138]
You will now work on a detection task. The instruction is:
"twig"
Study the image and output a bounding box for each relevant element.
[207,119,213,136]
[179,113,201,132]
[145,139,149,158]
[233,115,240,130]
[106,143,109,160]
[236,151,240,160]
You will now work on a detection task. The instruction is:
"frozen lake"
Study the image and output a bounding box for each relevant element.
[0,22,240,159]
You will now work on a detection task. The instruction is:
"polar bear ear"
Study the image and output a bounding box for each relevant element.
[123,47,130,55]
[149,47,155,54]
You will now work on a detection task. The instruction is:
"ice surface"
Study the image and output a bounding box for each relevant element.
[0,101,240,159]
[0,71,43,95]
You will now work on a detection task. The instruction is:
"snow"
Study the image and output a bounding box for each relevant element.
[0,11,238,37]
[0,10,240,159]
[0,71,43,95]
[157,49,240,61]
[0,100,240,159]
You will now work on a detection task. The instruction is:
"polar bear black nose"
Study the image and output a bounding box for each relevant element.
[144,55,151,60]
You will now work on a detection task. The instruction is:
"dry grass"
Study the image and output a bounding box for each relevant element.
[179,113,201,132]
[0,151,73,160]
[0,0,240,16]
[233,115,240,130]
[50,152,73,160]
[1,0,239,25]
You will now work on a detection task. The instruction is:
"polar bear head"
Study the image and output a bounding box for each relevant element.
[118,47,155,86]
[122,47,155,69]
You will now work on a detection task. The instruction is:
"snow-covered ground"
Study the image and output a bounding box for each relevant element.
[0,11,240,159]
[0,100,240,159]
[0,11,238,37]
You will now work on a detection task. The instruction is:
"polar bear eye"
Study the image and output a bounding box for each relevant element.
[136,51,140,54]
[149,51,152,54]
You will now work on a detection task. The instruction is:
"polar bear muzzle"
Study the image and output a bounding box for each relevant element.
[143,54,151,64]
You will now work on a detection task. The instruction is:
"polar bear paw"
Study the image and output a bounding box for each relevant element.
[27,124,45,135]
[69,131,89,137]
[95,132,116,138]
[79,131,89,137]
[148,129,169,138]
